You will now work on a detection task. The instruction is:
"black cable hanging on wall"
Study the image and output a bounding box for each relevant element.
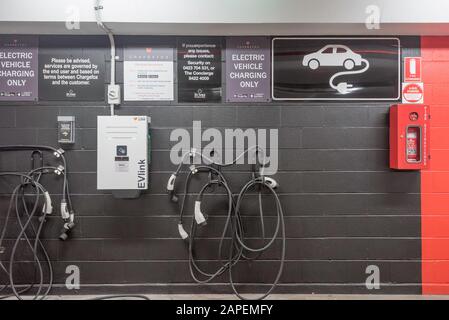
[0,145,76,300]
[167,147,285,300]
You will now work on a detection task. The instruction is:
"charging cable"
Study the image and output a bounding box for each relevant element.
[0,145,76,299]
[168,148,285,300]
[0,173,53,300]
[0,145,76,240]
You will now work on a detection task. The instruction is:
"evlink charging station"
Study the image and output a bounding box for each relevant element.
[97,115,151,199]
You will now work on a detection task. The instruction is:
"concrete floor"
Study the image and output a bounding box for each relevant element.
[3,294,449,300]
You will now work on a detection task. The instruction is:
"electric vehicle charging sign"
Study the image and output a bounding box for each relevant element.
[272,37,400,101]
[38,36,106,101]
[124,46,174,101]
[0,35,38,101]
[225,37,271,102]
[177,37,222,103]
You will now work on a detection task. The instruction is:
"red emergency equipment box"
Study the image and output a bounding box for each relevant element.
[390,104,430,170]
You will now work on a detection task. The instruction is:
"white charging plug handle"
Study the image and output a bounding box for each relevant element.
[194,201,206,225]
[43,191,53,214]
[167,174,176,191]
[60,200,70,219]
[178,224,189,240]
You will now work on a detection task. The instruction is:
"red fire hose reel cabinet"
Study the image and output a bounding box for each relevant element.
[390,104,430,170]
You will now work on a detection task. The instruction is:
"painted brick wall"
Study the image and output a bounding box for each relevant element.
[421,36,449,294]
[0,36,422,294]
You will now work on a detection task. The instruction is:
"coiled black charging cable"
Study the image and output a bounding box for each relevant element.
[168,148,286,300]
[0,173,53,300]
[229,176,285,300]
[0,146,75,299]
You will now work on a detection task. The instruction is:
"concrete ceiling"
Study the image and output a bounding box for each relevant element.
[1,0,449,35]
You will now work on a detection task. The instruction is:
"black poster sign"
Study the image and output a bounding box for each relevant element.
[39,36,106,101]
[272,37,400,100]
[0,35,38,101]
[177,37,222,102]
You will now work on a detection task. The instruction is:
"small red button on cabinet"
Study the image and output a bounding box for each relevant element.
[390,104,430,170]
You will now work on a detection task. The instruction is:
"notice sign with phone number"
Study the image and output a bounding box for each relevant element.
[177,37,222,103]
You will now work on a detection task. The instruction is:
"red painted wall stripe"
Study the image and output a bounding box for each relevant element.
[421,36,449,294]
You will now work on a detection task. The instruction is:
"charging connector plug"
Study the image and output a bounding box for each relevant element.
[60,200,70,219]
[167,173,178,202]
[42,191,53,214]
[178,223,189,240]
[194,201,207,226]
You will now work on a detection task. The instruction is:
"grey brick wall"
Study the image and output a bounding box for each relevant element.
[0,36,422,294]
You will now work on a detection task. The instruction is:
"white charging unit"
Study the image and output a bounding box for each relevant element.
[97,116,149,190]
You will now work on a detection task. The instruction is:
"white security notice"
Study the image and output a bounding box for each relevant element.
[124,60,174,101]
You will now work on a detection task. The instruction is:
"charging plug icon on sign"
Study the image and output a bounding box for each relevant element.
[302,44,370,94]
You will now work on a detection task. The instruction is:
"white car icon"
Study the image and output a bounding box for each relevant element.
[302,44,363,70]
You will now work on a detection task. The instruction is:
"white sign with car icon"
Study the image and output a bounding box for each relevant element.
[302,44,363,70]
[300,44,370,94]
[271,37,401,101]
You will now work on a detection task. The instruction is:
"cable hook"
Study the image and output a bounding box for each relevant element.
[29,150,44,182]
